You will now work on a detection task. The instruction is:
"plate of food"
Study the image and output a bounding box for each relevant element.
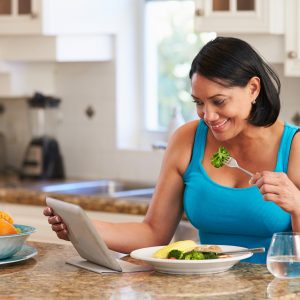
[130,240,253,274]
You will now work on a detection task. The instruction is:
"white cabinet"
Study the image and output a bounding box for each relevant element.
[0,0,119,36]
[284,0,300,76]
[0,35,114,62]
[194,0,284,34]
[0,0,43,35]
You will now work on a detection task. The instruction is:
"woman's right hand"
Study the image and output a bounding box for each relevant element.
[43,207,70,241]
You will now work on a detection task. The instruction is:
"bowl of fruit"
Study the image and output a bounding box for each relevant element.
[0,211,36,259]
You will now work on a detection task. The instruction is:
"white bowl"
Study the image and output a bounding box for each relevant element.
[0,224,36,259]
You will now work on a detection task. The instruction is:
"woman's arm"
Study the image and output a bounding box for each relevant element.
[44,121,198,253]
[250,131,300,231]
[92,122,198,253]
[287,131,300,231]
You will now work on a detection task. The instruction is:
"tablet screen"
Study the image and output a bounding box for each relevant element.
[46,197,122,272]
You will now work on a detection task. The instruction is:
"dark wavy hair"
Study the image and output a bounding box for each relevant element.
[189,37,281,127]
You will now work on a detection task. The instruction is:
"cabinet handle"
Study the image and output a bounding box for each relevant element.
[195,8,204,17]
[287,51,298,59]
[30,12,38,19]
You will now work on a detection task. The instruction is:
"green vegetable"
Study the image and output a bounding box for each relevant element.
[165,248,220,260]
[167,249,184,259]
[210,146,230,168]
[182,250,205,260]
[203,252,218,259]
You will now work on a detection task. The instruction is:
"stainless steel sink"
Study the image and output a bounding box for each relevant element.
[26,179,155,198]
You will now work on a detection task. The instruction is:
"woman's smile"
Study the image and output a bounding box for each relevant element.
[208,118,229,132]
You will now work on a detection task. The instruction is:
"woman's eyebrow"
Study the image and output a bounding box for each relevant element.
[191,93,225,101]
[191,94,201,101]
[207,93,226,99]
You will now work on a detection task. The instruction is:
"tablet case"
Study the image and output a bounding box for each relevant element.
[46,197,153,273]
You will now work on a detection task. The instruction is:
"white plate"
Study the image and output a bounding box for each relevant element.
[130,245,252,274]
[0,244,37,265]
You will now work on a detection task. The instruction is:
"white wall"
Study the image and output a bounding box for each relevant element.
[272,64,300,123]
[0,60,164,183]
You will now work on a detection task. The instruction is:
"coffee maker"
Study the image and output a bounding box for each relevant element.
[21,92,65,179]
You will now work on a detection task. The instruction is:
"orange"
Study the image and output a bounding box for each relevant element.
[0,218,17,235]
[0,211,14,224]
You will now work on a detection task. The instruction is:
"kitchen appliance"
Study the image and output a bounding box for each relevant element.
[20,92,65,179]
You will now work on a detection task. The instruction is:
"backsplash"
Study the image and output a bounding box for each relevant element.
[0,61,163,183]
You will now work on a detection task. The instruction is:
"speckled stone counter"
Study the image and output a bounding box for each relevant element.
[1,242,300,300]
[0,186,149,215]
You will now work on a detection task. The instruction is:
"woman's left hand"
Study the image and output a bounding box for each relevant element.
[250,171,300,215]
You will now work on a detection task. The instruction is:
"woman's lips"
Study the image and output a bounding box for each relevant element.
[210,119,229,131]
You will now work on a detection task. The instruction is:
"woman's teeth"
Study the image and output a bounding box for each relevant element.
[211,119,228,129]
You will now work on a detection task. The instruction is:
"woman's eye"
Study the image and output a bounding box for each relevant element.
[192,100,203,106]
[213,99,225,106]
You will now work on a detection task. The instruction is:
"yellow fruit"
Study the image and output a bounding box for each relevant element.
[0,211,14,224]
[0,218,18,235]
[153,240,197,259]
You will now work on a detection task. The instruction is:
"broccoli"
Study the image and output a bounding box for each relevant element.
[182,250,205,260]
[166,248,219,260]
[210,146,230,168]
[203,252,218,259]
[167,249,184,259]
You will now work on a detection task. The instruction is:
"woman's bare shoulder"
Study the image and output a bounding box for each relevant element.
[169,120,199,146]
[166,120,200,174]
[288,129,300,187]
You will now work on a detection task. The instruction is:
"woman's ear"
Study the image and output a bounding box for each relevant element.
[248,76,260,99]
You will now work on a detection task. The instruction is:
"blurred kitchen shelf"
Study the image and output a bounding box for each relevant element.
[0,34,114,62]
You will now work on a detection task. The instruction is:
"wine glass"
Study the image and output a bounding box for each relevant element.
[267,232,300,279]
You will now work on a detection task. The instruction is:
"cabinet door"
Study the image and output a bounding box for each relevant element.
[285,0,300,76]
[0,0,42,34]
[194,0,284,34]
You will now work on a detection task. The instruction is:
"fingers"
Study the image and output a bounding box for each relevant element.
[48,215,62,225]
[43,206,69,241]
[43,206,53,216]
[51,222,67,232]
[249,171,285,187]
[56,229,69,240]
[249,172,262,185]
[50,219,69,241]
[249,171,282,201]
[259,184,281,195]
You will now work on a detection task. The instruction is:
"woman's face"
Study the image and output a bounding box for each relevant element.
[191,73,260,141]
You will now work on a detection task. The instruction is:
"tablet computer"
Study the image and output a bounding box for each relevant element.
[46,197,152,273]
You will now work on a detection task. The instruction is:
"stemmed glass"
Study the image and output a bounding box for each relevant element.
[267,232,300,279]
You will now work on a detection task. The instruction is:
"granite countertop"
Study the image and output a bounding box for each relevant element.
[1,241,300,300]
[0,176,149,215]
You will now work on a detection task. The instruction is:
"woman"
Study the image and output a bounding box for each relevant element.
[44,37,300,264]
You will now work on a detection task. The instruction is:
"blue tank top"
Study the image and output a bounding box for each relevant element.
[183,120,299,264]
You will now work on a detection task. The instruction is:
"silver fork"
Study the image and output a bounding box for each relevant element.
[201,247,265,255]
[224,157,253,177]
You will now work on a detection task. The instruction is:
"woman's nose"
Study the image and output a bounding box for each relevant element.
[203,109,219,122]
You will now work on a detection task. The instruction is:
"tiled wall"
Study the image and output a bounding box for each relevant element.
[0,61,163,183]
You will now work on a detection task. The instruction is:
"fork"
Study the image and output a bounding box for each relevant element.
[224,157,253,177]
[201,247,265,255]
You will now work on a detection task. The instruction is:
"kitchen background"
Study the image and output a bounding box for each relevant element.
[0,0,300,185]
[0,0,299,246]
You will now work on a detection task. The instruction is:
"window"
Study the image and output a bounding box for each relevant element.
[144,0,216,131]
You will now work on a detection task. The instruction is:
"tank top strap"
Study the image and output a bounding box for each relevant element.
[190,119,208,166]
[277,122,300,173]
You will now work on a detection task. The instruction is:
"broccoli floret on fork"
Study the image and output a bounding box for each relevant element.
[210,146,230,168]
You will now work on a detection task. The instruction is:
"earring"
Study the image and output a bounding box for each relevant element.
[252,99,256,105]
